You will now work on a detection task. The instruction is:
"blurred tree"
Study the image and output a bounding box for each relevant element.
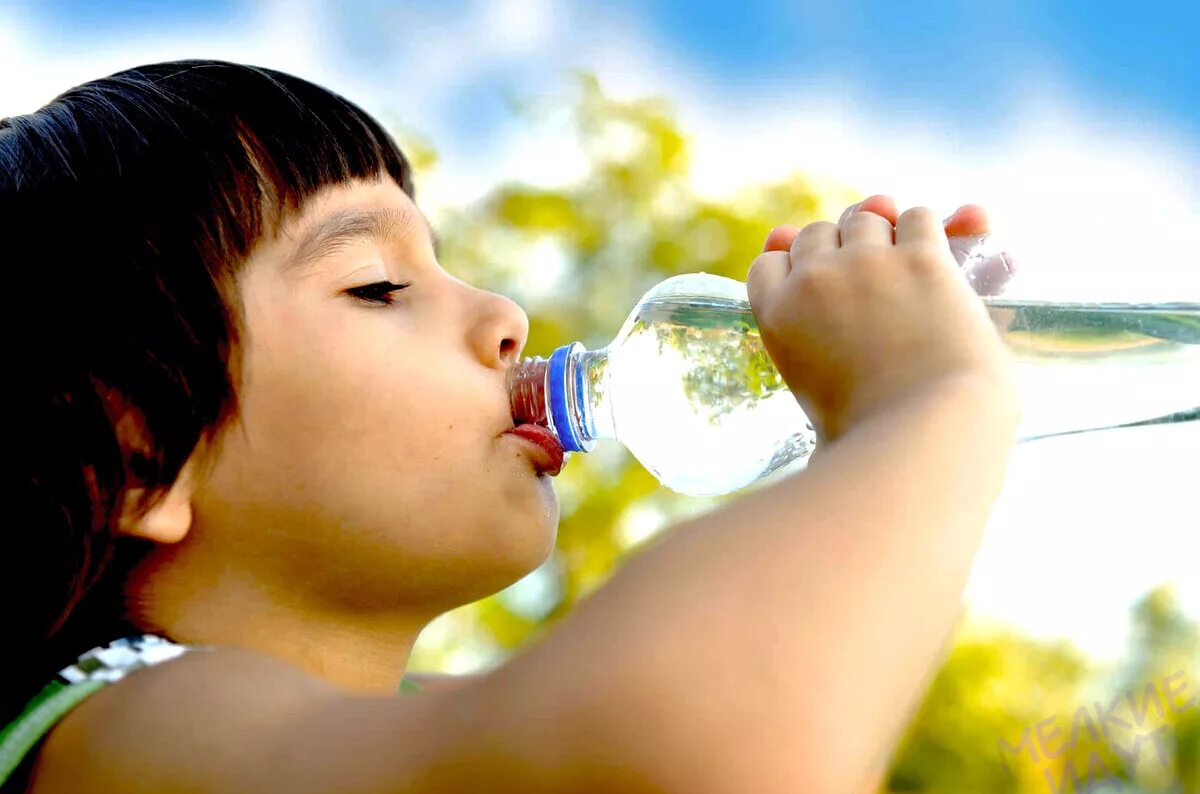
[1102,586,1199,793]
[400,75,1199,793]
[885,627,1090,793]
[884,587,1198,793]
[408,73,850,668]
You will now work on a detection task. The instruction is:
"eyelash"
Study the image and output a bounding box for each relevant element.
[345,280,413,306]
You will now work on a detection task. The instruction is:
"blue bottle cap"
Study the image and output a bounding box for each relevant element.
[549,343,588,452]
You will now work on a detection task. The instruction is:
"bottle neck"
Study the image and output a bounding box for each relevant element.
[509,357,551,427]
[508,344,614,452]
[576,348,614,442]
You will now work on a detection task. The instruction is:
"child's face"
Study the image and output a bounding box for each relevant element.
[190,175,559,616]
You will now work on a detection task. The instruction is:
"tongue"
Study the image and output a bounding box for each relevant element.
[508,424,565,475]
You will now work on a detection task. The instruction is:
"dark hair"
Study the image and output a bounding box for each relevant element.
[1,59,413,729]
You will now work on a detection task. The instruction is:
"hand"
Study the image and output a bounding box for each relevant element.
[747,195,1020,444]
[763,196,1019,296]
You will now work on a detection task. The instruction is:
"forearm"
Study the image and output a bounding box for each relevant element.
[477,375,1019,794]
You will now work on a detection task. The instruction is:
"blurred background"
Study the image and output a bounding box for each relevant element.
[3,1,1198,790]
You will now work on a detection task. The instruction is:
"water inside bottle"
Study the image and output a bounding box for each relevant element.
[606,295,814,496]
[605,294,1200,496]
[986,300,1200,440]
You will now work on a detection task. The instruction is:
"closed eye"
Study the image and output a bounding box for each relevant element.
[345,280,412,306]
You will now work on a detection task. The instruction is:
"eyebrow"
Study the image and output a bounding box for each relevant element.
[284,205,441,276]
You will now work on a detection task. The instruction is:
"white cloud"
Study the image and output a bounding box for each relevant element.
[0,1,342,116]
[651,85,1200,302]
[480,0,561,52]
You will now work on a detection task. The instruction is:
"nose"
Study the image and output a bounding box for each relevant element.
[468,287,530,372]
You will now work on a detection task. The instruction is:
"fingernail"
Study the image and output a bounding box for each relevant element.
[762,225,778,252]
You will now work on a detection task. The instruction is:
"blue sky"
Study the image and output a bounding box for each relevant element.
[8,0,1200,145]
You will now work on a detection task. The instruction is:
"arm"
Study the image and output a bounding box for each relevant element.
[383,205,1018,792]
[476,374,1019,794]
[31,377,1014,794]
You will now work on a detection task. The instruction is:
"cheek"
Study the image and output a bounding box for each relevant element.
[237,296,474,488]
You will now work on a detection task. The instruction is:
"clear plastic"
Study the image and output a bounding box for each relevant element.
[509,235,1200,496]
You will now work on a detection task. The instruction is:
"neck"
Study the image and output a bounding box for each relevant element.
[124,541,438,695]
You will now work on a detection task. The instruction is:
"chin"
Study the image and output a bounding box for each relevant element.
[505,523,558,577]
[472,519,558,596]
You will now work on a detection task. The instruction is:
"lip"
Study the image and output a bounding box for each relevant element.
[504,424,565,476]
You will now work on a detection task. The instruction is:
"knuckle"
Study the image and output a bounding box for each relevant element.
[791,221,838,255]
[794,220,837,243]
[898,206,937,225]
[843,211,888,234]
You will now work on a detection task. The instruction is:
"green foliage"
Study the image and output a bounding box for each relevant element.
[408,73,836,669]
[887,587,1199,793]
[412,73,837,671]
[404,74,1199,792]
[886,630,1089,793]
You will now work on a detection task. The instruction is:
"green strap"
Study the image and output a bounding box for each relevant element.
[0,678,105,785]
[398,676,424,694]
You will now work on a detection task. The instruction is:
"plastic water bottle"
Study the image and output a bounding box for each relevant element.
[508,237,1200,496]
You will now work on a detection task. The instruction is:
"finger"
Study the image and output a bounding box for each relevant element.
[840,209,895,248]
[895,206,943,246]
[942,204,990,238]
[763,224,800,253]
[789,220,839,262]
[838,194,899,227]
[857,194,899,226]
[747,250,791,312]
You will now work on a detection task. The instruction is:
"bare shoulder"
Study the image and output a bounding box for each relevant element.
[28,646,368,794]
[26,645,630,794]
[26,646,556,794]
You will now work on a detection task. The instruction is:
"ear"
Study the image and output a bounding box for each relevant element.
[98,380,202,545]
[115,455,199,545]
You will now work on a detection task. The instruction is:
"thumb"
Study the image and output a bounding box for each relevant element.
[747,249,790,320]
